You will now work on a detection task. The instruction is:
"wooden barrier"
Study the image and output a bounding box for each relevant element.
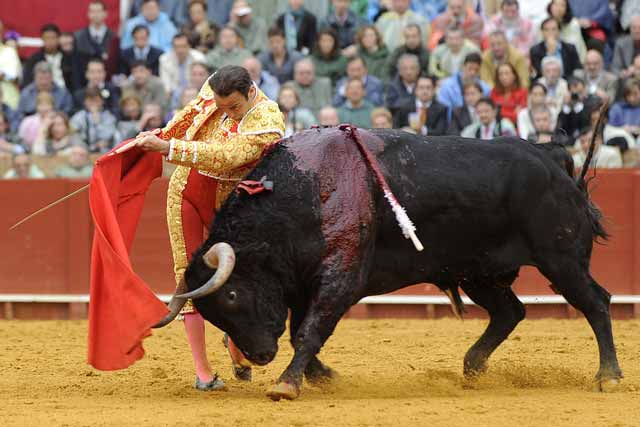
[1,169,639,319]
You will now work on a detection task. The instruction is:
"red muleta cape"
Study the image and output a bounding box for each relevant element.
[87,140,169,370]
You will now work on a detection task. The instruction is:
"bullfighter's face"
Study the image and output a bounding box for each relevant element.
[214,85,257,122]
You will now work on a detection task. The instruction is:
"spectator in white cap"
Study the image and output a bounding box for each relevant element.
[229,0,268,55]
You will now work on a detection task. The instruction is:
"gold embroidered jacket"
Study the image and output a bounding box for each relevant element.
[161,81,285,208]
[162,81,284,173]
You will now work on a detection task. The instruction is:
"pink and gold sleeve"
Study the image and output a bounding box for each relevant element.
[166,132,281,175]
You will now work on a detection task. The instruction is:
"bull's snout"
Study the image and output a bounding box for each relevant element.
[252,350,276,366]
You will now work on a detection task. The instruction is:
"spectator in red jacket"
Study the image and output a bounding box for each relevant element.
[489,62,527,128]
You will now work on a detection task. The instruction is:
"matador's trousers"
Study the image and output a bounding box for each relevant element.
[167,167,218,314]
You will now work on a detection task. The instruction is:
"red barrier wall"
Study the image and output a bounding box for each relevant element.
[1,170,638,319]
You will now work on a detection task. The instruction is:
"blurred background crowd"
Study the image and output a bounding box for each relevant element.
[1,0,640,179]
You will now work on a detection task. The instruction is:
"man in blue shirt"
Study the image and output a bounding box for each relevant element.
[119,25,164,75]
[121,0,177,52]
[334,56,385,107]
[437,52,490,120]
[17,61,73,119]
[128,0,186,26]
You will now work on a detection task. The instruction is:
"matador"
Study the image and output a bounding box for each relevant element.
[135,65,285,390]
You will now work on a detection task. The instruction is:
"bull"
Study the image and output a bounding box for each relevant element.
[154,125,622,400]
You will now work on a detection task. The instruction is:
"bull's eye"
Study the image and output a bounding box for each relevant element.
[228,291,237,302]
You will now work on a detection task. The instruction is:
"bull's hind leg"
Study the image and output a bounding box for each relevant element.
[536,260,622,390]
[460,276,525,377]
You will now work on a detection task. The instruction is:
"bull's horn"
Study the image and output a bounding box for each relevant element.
[152,278,188,328]
[175,243,236,299]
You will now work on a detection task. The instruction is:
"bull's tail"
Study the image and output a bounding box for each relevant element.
[444,287,466,320]
[576,104,609,242]
[576,103,607,190]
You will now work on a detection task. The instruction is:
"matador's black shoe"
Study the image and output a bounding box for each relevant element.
[194,374,226,391]
[223,333,252,382]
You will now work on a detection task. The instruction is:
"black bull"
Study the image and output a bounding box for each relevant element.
[156,127,622,400]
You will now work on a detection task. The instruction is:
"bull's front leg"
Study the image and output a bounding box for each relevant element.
[288,304,337,385]
[266,275,355,401]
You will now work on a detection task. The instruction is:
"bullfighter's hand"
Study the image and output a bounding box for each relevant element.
[134,128,162,140]
[136,133,170,155]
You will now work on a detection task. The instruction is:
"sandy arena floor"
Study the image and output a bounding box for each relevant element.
[1,318,639,426]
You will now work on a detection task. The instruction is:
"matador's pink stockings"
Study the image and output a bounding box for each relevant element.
[184,312,250,382]
[184,312,213,382]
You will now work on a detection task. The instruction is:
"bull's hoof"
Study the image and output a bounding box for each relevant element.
[266,382,300,401]
[222,333,252,381]
[593,377,622,393]
[233,366,252,382]
[463,360,488,378]
[464,349,490,378]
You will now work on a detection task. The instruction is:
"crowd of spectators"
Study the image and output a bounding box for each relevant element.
[2,0,640,179]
